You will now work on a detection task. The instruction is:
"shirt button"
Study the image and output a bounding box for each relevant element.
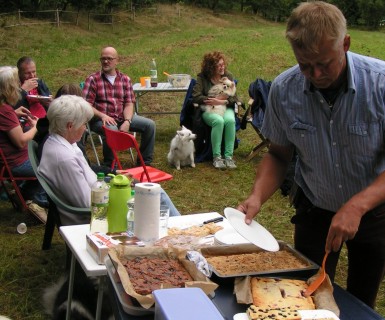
[301,133,305,138]
[336,164,339,167]
[330,120,333,124]
[333,142,336,146]
[338,185,342,189]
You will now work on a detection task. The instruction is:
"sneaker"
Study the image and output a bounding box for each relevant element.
[26,200,47,224]
[225,157,237,169]
[213,157,226,169]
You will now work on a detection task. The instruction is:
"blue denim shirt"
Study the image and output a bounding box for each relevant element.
[263,51,385,212]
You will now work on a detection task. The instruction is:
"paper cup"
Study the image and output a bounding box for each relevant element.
[145,78,151,88]
[17,223,27,234]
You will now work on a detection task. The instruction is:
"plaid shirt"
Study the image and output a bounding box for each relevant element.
[83,69,135,122]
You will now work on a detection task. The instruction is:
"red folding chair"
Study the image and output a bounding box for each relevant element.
[0,147,37,211]
[102,126,173,183]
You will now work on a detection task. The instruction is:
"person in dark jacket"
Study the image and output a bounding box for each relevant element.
[14,56,52,118]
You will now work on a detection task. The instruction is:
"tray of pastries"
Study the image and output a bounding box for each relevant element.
[108,245,218,309]
[105,255,155,316]
[235,275,340,320]
[200,242,318,278]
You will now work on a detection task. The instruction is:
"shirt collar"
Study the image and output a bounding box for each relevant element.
[50,133,80,153]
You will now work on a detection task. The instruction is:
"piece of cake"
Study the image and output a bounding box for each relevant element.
[247,305,301,320]
[250,277,315,310]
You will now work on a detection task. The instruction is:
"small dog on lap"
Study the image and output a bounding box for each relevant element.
[201,77,236,117]
[167,126,196,170]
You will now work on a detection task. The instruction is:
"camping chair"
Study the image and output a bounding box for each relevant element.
[102,125,173,183]
[82,123,103,166]
[0,147,37,212]
[180,78,244,163]
[241,78,272,161]
[28,140,90,250]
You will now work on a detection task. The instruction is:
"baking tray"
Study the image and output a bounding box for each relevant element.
[105,256,155,316]
[200,241,318,278]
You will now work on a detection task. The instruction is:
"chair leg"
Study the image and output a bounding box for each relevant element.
[85,124,101,166]
[89,132,101,166]
[246,140,270,161]
[42,205,56,250]
[1,179,29,212]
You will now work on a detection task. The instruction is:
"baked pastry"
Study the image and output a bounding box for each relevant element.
[122,257,193,295]
[251,277,315,310]
[247,305,301,320]
[206,250,309,276]
[168,222,223,237]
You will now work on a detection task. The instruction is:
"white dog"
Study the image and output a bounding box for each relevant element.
[167,126,196,170]
[201,77,236,117]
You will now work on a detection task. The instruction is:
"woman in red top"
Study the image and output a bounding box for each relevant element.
[0,66,48,209]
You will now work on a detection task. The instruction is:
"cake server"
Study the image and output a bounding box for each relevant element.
[304,251,329,297]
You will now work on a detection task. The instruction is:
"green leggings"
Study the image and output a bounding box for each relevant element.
[202,108,236,158]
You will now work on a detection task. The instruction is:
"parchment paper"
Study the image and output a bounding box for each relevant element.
[108,245,218,309]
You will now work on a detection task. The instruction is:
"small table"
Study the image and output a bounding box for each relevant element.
[60,224,107,320]
[59,212,224,320]
[133,82,190,115]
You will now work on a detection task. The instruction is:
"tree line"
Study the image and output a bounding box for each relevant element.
[1,0,384,29]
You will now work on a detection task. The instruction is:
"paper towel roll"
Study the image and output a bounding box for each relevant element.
[134,182,161,243]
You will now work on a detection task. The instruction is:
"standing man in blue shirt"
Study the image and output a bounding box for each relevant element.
[238,1,385,309]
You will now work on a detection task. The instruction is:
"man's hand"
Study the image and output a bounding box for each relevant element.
[326,206,363,252]
[101,114,117,126]
[237,194,262,225]
[21,78,39,92]
[38,95,53,107]
[119,120,130,132]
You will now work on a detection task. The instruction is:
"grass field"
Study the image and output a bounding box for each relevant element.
[0,4,384,319]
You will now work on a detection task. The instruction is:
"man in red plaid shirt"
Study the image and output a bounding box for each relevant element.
[83,46,155,166]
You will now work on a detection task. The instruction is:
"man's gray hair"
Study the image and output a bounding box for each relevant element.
[286,1,347,53]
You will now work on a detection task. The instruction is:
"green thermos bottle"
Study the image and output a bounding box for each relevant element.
[107,174,131,233]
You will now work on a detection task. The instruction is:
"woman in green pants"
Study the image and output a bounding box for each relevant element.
[192,51,240,169]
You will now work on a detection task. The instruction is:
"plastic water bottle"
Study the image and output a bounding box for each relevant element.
[127,190,135,236]
[150,58,158,87]
[90,172,109,233]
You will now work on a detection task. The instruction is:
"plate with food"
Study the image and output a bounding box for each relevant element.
[200,242,317,278]
[235,276,340,320]
[27,94,52,101]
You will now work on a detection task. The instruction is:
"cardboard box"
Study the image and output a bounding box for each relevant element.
[86,232,144,264]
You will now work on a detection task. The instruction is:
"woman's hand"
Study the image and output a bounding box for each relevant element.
[15,106,31,118]
[204,97,228,106]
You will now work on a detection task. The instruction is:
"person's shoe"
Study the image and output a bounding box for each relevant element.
[225,157,237,169]
[213,157,226,169]
[26,200,47,224]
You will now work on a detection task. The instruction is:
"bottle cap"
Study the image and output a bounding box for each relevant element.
[97,172,105,179]
[17,223,27,234]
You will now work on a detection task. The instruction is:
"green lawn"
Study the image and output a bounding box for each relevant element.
[0,4,384,319]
